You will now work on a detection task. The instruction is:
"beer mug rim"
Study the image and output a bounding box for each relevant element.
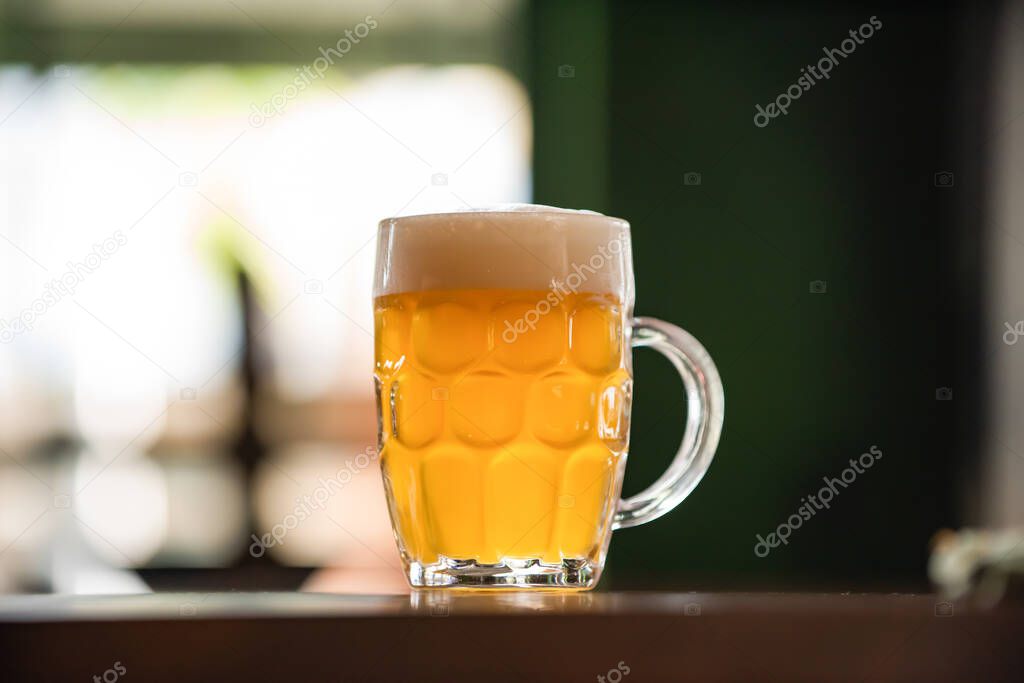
[377,204,630,230]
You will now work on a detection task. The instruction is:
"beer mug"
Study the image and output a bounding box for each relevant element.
[373,205,724,589]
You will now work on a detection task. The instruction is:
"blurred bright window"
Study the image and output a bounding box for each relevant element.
[0,10,530,584]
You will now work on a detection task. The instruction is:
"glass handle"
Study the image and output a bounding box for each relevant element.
[613,317,725,530]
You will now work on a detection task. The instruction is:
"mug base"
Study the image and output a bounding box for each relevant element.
[408,555,598,589]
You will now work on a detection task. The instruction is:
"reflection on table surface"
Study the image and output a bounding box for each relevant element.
[3,589,1019,622]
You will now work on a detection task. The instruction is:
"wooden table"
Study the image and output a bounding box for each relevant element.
[1,592,1021,681]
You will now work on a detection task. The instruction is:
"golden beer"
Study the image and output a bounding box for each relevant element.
[373,206,723,589]
[374,288,632,574]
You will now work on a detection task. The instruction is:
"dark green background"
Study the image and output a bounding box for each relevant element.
[529,0,992,589]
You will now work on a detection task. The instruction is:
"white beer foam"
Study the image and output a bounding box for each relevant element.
[374,204,632,297]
